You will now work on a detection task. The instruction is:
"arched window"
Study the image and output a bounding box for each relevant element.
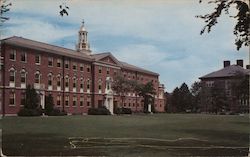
[65,75,69,88]
[57,74,61,87]
[34,71,41,84]
[87,79,90,89]
[48,73,53,86]
[9,68,15,84]
[20,69,26,84]
[98,79,102,90]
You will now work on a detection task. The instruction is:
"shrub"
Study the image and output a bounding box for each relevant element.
[46,108,67,116]
[114,107,132,114]
[88,106,111,115]
[18,108,42,116]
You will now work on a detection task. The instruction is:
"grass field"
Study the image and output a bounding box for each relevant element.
[1,114,249,156]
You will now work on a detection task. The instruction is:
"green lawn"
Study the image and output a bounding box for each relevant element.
[1,114,249,156]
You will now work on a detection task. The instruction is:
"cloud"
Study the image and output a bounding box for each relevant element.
[3,16,76,43]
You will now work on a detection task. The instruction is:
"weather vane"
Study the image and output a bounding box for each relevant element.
[82,19,84,26]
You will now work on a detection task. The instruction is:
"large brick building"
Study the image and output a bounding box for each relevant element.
[199,60,249,113]
[0,23,165,115]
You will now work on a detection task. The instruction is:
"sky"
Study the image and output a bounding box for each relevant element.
[1,0,248,92]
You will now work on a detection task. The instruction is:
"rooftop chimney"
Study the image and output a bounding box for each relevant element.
[236,59,243,67]
[246,65,250,69]
[223,60,230,68]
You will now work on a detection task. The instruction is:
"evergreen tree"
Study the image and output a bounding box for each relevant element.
[45,94,54,114]
[24,85,40,109]
[179,83,193,112]
[171,87,181,112]
[190,81,202,112]
[210,81,228,114]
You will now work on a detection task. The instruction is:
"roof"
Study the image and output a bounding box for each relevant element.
[1,36,159,76]
[120,61,159,76]
[1,36,93,61]
[199,65,250,79]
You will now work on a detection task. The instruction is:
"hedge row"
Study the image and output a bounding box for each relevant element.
[88,106,111,115]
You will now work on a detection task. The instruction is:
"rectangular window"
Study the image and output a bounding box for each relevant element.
[114,70,117,76]
[57,59,62,68]
[98,66,102,74]
[57,95,61,106]
[35,55,41,64]
[73,96,77,106]
[21,52,27,62]
[87,66,90,72]
[65,60,69,69]
[48,57,53,67]
[73,63,77,70]
[21,91,25,106]
[107,68,110,75]
[80,97,84,107]
[9,50,16,61]
[9,91,15,106]
[48,76,52,86]
[80,64,84,71]
[87,101,90,107]
[65,96,69,106]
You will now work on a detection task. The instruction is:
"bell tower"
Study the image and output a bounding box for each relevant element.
[77,20,91,55]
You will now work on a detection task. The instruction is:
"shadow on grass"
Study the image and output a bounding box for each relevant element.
[2,133,248,156]
[2,133,107,156]
[177,128,249,147]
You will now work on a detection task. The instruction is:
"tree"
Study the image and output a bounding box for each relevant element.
[59,1,69,16]
[24,85,40,109]
[179,83,193,112]
[112,75,131,107]
[231,72,249,112]
[210,81,228,113]
[45,94,54,114]
[0,0,12,26]
[190,81,202,112]
[18,85,42,116]
[137,81,156,113]
[170,87,181,112]
[197,0,250,50]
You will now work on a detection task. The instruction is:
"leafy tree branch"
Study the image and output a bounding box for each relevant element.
[197,0,250,50]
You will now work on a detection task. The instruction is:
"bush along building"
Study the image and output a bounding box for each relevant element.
[0,22,165,116]
[199,60,249,114]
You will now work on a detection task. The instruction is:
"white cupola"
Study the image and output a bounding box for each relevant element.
[77,20,91,55]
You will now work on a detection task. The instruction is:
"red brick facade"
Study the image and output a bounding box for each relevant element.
[0,36,165,115]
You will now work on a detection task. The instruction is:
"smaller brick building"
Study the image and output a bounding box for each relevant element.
[0,23,165,115]
[199,60,249,113]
